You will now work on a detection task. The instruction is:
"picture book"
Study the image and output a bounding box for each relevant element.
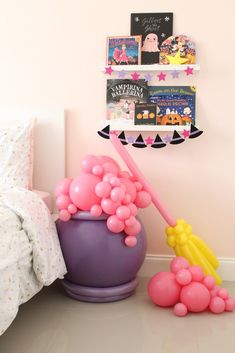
[130,13,173,64]
[134,103,157,125]
[148,86,196,126]
[160,35,196,65]
[106,36,142,65]
[106,79,148,121]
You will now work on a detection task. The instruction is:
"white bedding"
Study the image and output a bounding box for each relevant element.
[0,188,67,336]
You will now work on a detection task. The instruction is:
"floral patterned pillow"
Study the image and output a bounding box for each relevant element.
[0,120,35,190]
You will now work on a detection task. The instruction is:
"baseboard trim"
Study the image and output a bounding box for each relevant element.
[139,254,235,281]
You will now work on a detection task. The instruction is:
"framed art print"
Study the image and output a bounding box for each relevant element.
[106,36,142,65]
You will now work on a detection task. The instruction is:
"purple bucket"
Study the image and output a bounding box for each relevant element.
[56,212,147,302]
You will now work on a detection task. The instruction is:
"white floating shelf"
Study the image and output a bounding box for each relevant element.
[105,120,190,132]
[104,64,200,72]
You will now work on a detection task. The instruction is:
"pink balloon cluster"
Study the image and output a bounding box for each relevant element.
[55,155,152,247]
[148,257,235,317]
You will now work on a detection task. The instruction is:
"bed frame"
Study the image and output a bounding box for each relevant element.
[0,109,65,194]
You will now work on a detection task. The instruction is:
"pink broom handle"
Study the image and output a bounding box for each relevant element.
[110,133,176,227]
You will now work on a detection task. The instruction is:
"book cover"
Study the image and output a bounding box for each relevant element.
[130,13,173,64]
[134,103,157,125]
[106,36,142,65]
[106,79,148,121]
[160,35,196,65]
[148,86,196,126]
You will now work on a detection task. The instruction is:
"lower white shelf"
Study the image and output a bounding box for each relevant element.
[105,120,190,132]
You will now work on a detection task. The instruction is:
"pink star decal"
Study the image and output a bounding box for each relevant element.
[131,72,140,81]
[181,129,190,138]
[105,66,113,75]
[184,66,194,76]
[145,136,154,145]
[157,72,166,81]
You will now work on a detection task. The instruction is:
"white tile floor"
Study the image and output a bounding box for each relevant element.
[1,278,235,353]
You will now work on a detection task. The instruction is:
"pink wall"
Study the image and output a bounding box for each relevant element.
[0,0,234,257]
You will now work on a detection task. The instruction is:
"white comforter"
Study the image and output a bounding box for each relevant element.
[0,188,67,336]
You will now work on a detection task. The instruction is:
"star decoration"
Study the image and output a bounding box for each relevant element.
[181,129,190,138]
[118,70,126,78]
[157,72,166,81]
[144,73,153,82]
[131,71,140,81]
[185,66,194,76]
[105,66,113,75]
[165,16,170,21]
[161,33,166,38]
[126,135,136,144]
[165,50,189,65]
[145,136,154,145]
[171,70,180,79]
[163,134,172,144]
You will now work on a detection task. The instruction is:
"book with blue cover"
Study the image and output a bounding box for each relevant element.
[148,86,196,126]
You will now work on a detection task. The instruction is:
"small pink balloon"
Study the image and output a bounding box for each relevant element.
[67,204,77,214]
[122,193,131,205]
[90,204,102,217]
[70,174,101,211]
[218,288,229,300]
[174,303,188,317]
[102,162,119,176]
[125,215,137,227]
[101,198,120,215]
[134,181,143,191]
[124,220,141,236]
[55,178,72,196]
[81,155,99,173]
[116,205,131,220]
[180,282,210,312]
[125,236,137,247]
[95,181,112,198]
[120,178,136,202]
[209,296,225,314]
[210,285,220,298]
[110,187,125,202]
[56,195,71,210]
[103,173,115,183]
[92,165,103,176]
[175,269,192,286]
[59,209,71,222]
[189,265,204,282]
[135,190,152,208]
[225,297,235,312]
[107,215,125,233]
[148,272,181,307]
[128,203,138,216]
[203,275,215,289]
[170,257,189,274]
[110,176,121,187]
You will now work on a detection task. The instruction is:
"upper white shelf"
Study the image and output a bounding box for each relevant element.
[105,64,200,72]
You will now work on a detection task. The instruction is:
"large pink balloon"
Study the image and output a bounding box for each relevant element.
[70,174,101,211]
[180,282,210,312]
[81,155,99,173]
[107,215,125,233]
[101,198,120,215]
[55,178,72,196]
[120,178,136,202]
[98,156,121,172]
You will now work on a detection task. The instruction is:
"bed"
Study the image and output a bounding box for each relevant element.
[0,110,67,335]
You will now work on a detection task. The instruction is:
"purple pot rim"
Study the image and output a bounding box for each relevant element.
[71,211,108,221]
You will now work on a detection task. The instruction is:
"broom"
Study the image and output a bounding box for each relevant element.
[110,133,221,285]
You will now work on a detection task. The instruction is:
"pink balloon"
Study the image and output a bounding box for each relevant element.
[203,276,215,289]
[56,194,71,210]
[103,173,115,183]
[81,155,99,173]
[170,257,189,274]
[119,171,131,179]
[209,296,225,314]
[70,174,101,211]
[55,178,72,196]
[128,203,138,216]
[125,236,137,247]
[90,204,102,217]
[135,190,152,208]
[148,272,181,307]
[116,205,131,220]
[102,162,119,176]
[124,220,141,236]
[110,187,125,202]
[180,282,210,312]
[92,165,103,176]
[110,176,121,187]
[189,265,204,282]
[97,155,121,173]
[210,285,220,298]
[134,181,143,191]
[101,198,120,215]
[122,193,131,205]
[174,303,188,317]
[59,209,71,222]
[107,215,125,233]
[67,204,77,214]
[95,181,112,198]
[218,288,229,300]
[225,297,235,312]
[120,178,136,202]
[175,269,192,286]
[125,215,137,227]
